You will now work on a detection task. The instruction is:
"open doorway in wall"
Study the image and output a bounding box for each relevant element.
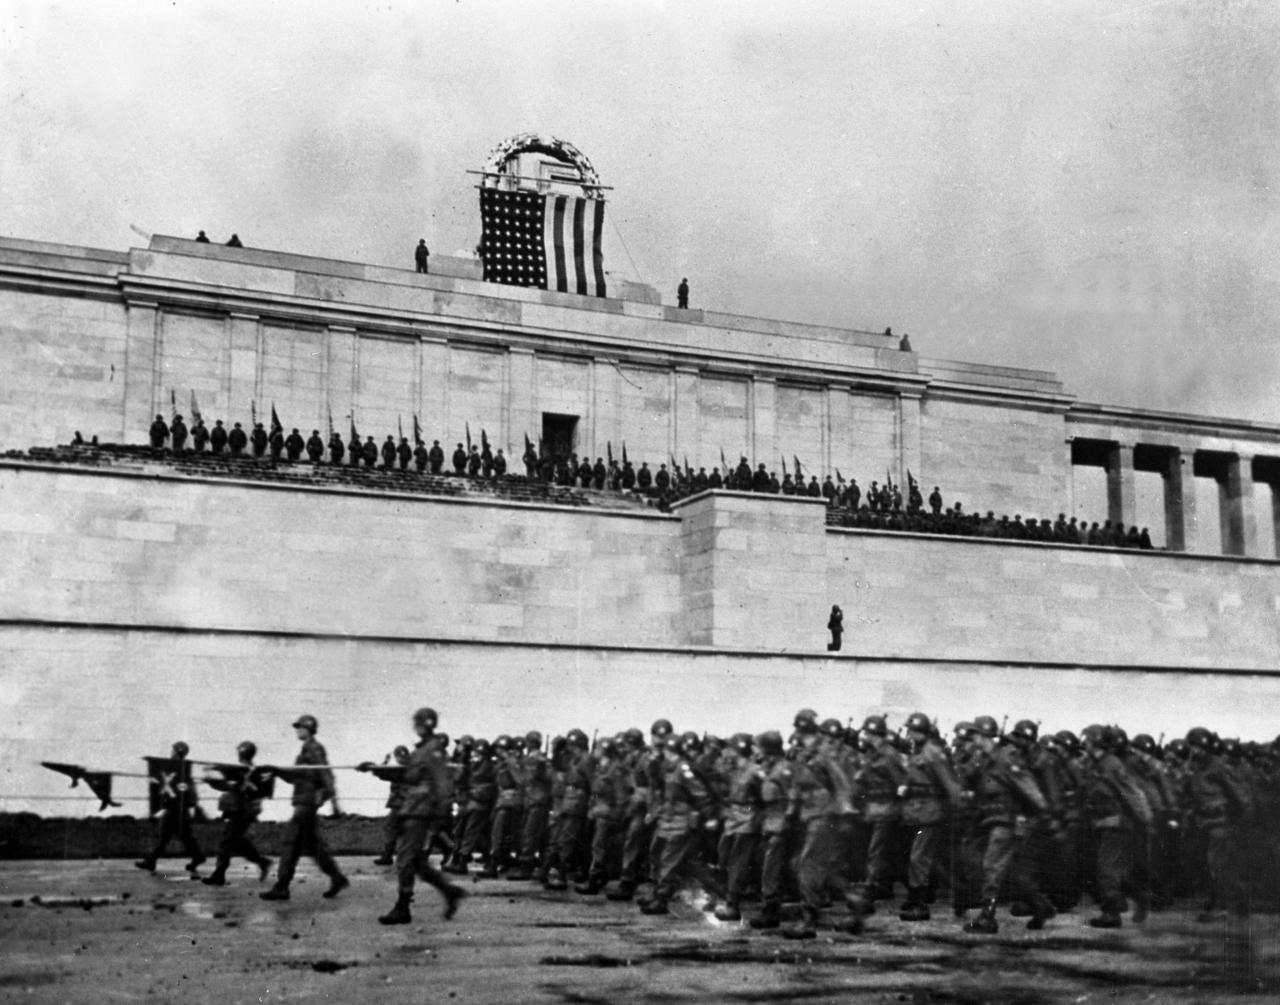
[542,412,579,460]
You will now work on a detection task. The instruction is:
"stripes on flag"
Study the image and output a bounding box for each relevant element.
[479,187,606,297]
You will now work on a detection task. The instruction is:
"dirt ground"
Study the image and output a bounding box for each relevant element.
[1,858,1277,1004]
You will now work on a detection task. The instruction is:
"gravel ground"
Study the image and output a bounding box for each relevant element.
[1,858,1277,1003]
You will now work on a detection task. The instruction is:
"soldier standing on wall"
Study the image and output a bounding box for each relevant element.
[305,429,324,463]
[414,239,430,274]
[362,435,378,468]
[149,414,170,449]
[228,422,248,456]
[170,414,188,452]
[191,416,209,453]
[261,714,350,902]
[413,439,429,472]
[429,439,446,474]
[268,424,285,461]
[285,428,305,462]
[250,422,268,458]
[452,443,467,475]
[327,430,345,465]
[827,606,843,652]
[210,419,229,455]
[677,278,689,309]
[397,436,413,471]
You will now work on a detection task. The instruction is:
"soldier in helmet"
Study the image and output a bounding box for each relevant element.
[639,732,725,915]
[577,737,630,895]
[360,706,467,925]
[897,713,965,921]
[509,731,551,881]
[481,735,524,878]
[372,745,411,866]
[781,709,864,937]
[954,716,1055,933]
[260,715,349,902]
[135,741,206,877]
[715,733,763,920]
[1182,726,1253,922]
[201,741,274,886]
[448,738,497,874]
[543,729,592,890]
[855,714,909,908]
[606,722,665,901]
[747,730,795,930]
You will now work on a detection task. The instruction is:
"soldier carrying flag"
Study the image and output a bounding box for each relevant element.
[135,741,206,877]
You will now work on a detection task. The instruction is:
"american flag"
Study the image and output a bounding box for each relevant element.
[479,187,607,297]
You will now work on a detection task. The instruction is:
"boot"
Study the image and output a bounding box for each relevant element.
[964,899,999,934]
[543,868,568,891]
[260,885,290,901]
[1026,895,1056,931]
[1089,911,1122,929]
[322,875,350,899]
[782,907,819,939]
[749,901,781,929]
[372,855,394,866]
[443,884,467,920]
[605,882,636,902]
[899,887,931,922]
[574,878,604,895]
[714,903,741,921]
[638,895,670,915]
[201,871,228,887]
[257,857,273,883]
[133,859,156,873]
[443,858,468,876]
[379,895,412,925]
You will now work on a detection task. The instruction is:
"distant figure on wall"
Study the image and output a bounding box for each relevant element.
[677,278,689,309]
[226,234,243,248]
[195,231,210,243]
[827,605,843,652]
[170,414,188,453]
[899,333,913,352]
[149,414,169,449]
[415,239,430,274]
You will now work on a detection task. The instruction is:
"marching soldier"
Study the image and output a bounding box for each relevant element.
[361,707,467,925]
[898,713,965,921]
[606,724,662,901]
[715,734,762,921]
[135,741,205,876]
[372,745,410,866]
[856,715,908,907]
[544,730,592,890]
[260,714,349,902]
[1079,724,1153,927]
[577,737,629,894]
[1182,726,1253,922]
[747,731,794,930]
[482,736,525,878]
[201,741,273,886]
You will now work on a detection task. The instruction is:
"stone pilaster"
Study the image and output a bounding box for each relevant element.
[674,366,699,469]
[897,391,923,490]
[226,312,261,425]
[751,376,776,469]
[1220,453,1255,557]
[505,346,536,455]
[418,336,449,445]
[122,300,159,444]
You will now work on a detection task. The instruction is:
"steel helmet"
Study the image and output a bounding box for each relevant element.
[904,712,934,735]
[730,732,754,756]
[623,727,645,748]
[566,729,590,750]
[677,731,703,756]
[820,718,844,739]
[1009,720,1038,743]
[972,716,999,739]
[236,740,257,760]
[793,708,819,733]
[651,718,674,738]
[171,741,190,757]
[861,715,888,738]
[756,731,784,756]
[412,707,438,729]
[524,730,543,751]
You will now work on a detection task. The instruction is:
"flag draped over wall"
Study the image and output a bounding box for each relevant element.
[479,187,607,297]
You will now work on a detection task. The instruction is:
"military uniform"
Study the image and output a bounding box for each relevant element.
[202,746,272,885]
[898,730,964,920]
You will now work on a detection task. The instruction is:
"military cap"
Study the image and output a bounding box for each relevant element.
[392,745,410,761]
[1107,726,1129,753]
[598,737,622,758]
[292,714,318,733]
[954,721,978,737]
[1165,737,1189,759]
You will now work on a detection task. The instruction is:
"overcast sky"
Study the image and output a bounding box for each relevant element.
[4,0,1278,424]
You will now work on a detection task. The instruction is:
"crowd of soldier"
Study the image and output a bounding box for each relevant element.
[143,415,1153,547]
[130,706,1272,937]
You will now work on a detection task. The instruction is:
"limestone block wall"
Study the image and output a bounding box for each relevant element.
[920,396,1071,518]
[5,628,1279,820]
[0,467,682,646]
[826,528,1280,670]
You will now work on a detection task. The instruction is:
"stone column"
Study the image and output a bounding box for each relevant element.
[1106,442,1137,529]
[324,325,357,437]
[122,300,159,443]
[1220,453,1255,557]
[897,391,923,491]
[1271,477,1280,559]
[751,376,776,469]
[591,357,622,466]
[1163,448,1198,553]
[674,366,699,470]
[226,312,261,425]
[505,347,536,456]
